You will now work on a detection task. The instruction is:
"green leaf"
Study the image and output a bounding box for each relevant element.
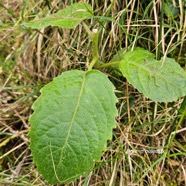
[110,48,126,76]
[29,70,118,184]
[119,48,186,102]
[22,2,93,29]
[164,2,179,19]
[111,48,126,62]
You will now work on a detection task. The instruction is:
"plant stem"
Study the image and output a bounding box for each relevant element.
[150,102,156,146]
[88,29,99,71]
[97,61,120,68]
[82,22,93,38]
[164,96,186,147]
[157,0,164,60]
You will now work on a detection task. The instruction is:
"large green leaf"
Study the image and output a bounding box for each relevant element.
[22,2,93,29]
[29,70,118,184]
[119,48,186,102]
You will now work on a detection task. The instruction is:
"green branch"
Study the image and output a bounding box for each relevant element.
[97,61,119,69]
[88,29,99,71]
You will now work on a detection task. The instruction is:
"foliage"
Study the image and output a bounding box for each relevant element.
[22,2,93,29]
[21,2,186,184]
[119,48,186,102]
[1,1,185,185]
[29,70,117,184]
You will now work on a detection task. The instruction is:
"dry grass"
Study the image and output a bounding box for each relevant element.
[0,0,186,185]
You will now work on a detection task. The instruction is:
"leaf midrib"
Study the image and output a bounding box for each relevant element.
[124,60,185,89]
[58,72,87,167]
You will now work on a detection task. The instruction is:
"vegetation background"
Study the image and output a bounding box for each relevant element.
[0,0,186,185]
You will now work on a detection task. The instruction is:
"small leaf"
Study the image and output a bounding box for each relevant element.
[111,48,126,62]
[29,70,118,184]
[108,48,127,76]
[22,2,93,29]
[119,48,186,102]
[164,2,179,19]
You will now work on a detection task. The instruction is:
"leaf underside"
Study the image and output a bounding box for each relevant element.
[22,2,93,29]
[29,70,118,184]
[119,48,186,102]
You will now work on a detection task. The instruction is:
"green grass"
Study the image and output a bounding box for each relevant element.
[0,0,186,185]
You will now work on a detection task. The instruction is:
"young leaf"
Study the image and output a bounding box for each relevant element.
[29,70,118,184]
[164,2,179,19]
[119,48,186,102]
[109,48,127,76]
[22,2,93,29]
